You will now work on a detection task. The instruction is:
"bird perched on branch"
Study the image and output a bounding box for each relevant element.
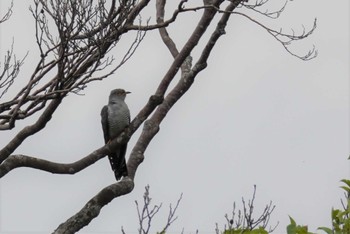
[101,89,131,180]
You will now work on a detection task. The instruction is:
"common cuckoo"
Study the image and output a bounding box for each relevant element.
[101,89,131,180]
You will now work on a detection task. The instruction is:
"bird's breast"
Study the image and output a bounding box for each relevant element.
[107,103,130,139]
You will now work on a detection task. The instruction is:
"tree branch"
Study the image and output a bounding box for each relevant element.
[0,1,13,23]
[241,0,288,19]
[0,150,106,177]
[233,11,317,60]
[0,97,63,162]
[53,177,134,234]
[156,0,181,58]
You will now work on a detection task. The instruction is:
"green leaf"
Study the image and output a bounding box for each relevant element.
[223,229,241,234]
[286,217,316,234]
[332,209,340,220]
[340,179,350,188]
[257,227,269,234]
[340,186,350,193]
[287,225,296,234]
[224,228,269,234]
[249,228,269,234]
[295,225,308,234]
[289,216,296,226]
[287,216,297,234]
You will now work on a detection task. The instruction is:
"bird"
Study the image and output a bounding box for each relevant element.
[101,88,131,181]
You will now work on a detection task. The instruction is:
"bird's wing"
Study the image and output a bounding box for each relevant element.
[100,105,109,144]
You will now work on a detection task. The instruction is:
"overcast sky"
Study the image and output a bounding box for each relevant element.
[0,1,349,233]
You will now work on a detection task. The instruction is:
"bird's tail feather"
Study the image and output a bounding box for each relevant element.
[108,144,128,181]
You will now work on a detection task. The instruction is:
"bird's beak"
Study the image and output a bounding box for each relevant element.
[125,91,131,94]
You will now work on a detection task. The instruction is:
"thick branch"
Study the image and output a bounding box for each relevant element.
[0,149,108,177]
[194,0,242,72]
[53,178,134,234]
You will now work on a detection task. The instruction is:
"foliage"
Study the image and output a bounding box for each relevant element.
[286,179,350,234]
[286,216,314,234]
[223,227,269,234]
[317,179,350,234]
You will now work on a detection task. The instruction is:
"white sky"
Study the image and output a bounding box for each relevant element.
[0,0,349,234]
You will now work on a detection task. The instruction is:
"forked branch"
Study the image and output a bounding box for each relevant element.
[218,185,278,233]
[134,185,182,234]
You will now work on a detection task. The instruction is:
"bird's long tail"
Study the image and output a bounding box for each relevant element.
[108,144,128,181]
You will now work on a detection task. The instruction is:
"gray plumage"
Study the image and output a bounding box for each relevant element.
[101,89,130,180]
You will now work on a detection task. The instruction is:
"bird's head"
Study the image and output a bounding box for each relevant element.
[109,88,131,102]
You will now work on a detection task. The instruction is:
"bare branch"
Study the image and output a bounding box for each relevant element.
[221,185,278,233]
[241,0,288,19]
[0,42,27,99]
[134,185,182,234]
[177,0,317,60]
[160,193,183,233]
[121,226,127,234]
[0,149,108,177]
[135,185,163,234]
[156,0,182,58]
[233,11,317,60]
[0,1,13,24]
